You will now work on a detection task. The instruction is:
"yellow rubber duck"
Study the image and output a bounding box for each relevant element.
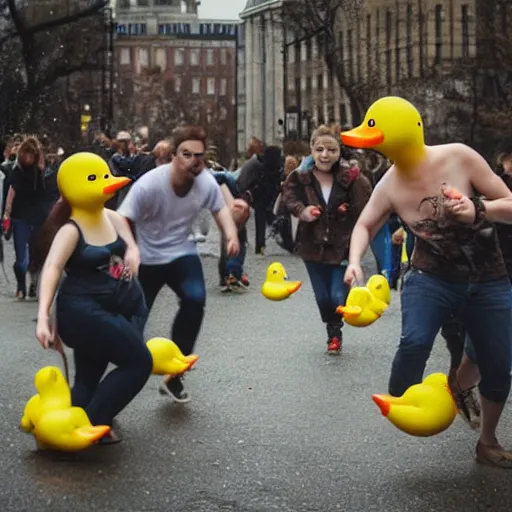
[20,366,71,433]
[20,366,110,451]
[336,275,391,327]
[261,262,302,301]
[146,337,199,376]
[372,373,458,437]
[57,152,132,225]
[34,407,111,452]
[340,96,427,169]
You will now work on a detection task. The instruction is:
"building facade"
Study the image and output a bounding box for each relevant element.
[113,0,239,160]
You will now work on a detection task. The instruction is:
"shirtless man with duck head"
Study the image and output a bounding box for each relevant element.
[342,96,512,468]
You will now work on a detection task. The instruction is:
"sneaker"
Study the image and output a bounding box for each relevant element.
[327,336,342,355]
[220,277,232,293]
[158,377,190,404]
[240,274,250,287]
[15,290,25,301]
[193,233,206,243]
[230,277,248,293]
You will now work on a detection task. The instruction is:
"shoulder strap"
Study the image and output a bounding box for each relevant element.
[66,219,85,244]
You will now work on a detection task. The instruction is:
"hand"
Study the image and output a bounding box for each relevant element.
[226,235,240,257]
[36,316,54,349]
[391,227,405,245]
[446,196,476,224]
[124,244,140,277]
[231,199,250,227]
[344,263,364,287]
[300,205,321,222]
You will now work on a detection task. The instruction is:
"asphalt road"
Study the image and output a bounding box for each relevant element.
[1,218,512,511]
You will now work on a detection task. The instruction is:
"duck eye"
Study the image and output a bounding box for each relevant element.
[418,122,421,127]
[87,174,96,181]
[104,174,109,179]
[272,270,278,274]
[368,119,375,127]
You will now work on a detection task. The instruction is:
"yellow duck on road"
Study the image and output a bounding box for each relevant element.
[20,366,110,451]
[336,275,391,327]
[146,337,199,376]
[372,373,458,437]
[261,262,302,301]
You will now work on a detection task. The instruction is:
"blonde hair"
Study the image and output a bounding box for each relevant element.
[284,155,299,176]
[310,125,340,147]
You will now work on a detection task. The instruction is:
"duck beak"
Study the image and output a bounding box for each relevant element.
[185,354,199,370]
[336,305,362,319]
[74,425,111,443]
[372,394,391,417]
[103,177,131,195]
[341,125,385,149]
[289,281,302,293]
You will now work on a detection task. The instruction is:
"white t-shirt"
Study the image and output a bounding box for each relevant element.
[117,164,225,265]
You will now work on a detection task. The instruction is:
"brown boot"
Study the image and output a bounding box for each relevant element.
[476,442,512,469]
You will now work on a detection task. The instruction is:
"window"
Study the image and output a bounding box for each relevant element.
[406,4,413,77]
[206,49,214,66]
[174,48,184,66]
[288,46,294,63]
[190,49,200,66]
[339,103,347,125]
[137,0,148,5]
[128,23,146,35]
[306,40,312,60]
[158,23,191,35]
[207,78,215,95]
[461,4,469,58]
[220,106,227,120]
[434,4,443,64]
[175,77,182,92]
[155,48,167,70]
[317,73,323,90]
[366,15,371,79]
[385,10,392,86]
[120,48,130,65]
[375,9,380,77]
[220,48,227,65]
[192,77,200,94]
[306,76,312,93]
[139,48,149,68]
[220,78,227,95]
[301,42,306,61]
[347,29,354,82]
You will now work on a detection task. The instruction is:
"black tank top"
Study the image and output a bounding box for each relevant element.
[59,220,143,310]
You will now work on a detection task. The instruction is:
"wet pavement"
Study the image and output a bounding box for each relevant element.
[0,217,511,511]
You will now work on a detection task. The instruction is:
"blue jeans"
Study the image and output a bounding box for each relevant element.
[219,226,247,280]
[370,224,392,279]
[304,260,349,336]
[392,268,512,403]
[138,254,206,356]
[12,218,37,294]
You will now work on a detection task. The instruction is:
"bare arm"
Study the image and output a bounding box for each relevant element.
[4,186,15,217]
[213,205,238,241]
[348,183,394,266]
[481,197,512,224]
[37,224,79,320]
[219,183,235,209]
[463,144,512,200]
[106,209,138,249]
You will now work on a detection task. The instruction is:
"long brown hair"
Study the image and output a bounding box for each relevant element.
[30,197,72,273]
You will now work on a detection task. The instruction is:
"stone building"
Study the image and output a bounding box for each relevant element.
[114,0,239,160]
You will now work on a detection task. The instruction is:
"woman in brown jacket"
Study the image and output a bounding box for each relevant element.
[282,125,372,354]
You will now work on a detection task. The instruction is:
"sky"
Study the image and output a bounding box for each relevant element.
[197,0,248,20]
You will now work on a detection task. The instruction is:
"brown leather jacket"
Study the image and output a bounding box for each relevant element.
[282,159,372,264]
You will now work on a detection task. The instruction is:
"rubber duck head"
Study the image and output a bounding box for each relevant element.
[265,262,288,283]
[341,97,426,169]
[34,366,68,397]
[57,152,131,210]
[366,274,391,305]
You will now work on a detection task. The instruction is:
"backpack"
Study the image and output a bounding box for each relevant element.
[270,192,296,254]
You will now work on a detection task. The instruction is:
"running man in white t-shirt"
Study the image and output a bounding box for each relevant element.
[118,126,240,403]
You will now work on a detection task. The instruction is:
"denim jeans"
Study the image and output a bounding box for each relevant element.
[391,268,512,403]
[370,224,392,278]
[12,218,37,294]
[304,260,349,334]
[219,226,247,280]
[138,254,206,356]
[57,292,152,426]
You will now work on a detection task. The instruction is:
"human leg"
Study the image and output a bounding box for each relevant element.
[305,261,347,354]
[58,301,153,428]
[137,263,166,313]
[389,270,460,396]
[159,255,206,402]
[12,218,32,297]
[462,279,512,467]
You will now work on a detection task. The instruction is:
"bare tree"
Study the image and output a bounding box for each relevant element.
[0,0,109,141]
[115,67,233,163]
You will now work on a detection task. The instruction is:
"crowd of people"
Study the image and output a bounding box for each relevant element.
[2,112,512,465]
